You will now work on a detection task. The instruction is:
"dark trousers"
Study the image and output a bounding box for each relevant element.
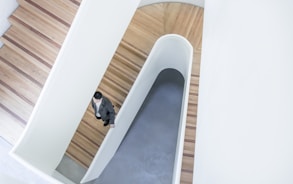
[96,116,109,126]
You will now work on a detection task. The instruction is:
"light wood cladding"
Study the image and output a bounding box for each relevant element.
[10,7,65,46]
[0,1,203,183]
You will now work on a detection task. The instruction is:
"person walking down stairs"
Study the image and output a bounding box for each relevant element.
[91,91,116,128]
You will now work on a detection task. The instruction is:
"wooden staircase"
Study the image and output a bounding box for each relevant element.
[0,0,81,143]
[0,1,203,183]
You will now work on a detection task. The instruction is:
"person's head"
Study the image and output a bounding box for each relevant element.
[93,91,103,101]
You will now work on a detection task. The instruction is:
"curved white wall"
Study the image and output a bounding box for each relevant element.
[139,0,204,7]
[81,34,193,183]
[8,0,293,183]
[194,0,293,184]
[9,0,201,183]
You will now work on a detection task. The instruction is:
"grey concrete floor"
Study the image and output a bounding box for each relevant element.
[86,68,184,184]
[56,155,87,183]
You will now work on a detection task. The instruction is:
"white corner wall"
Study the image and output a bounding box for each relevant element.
[194,0,293,184]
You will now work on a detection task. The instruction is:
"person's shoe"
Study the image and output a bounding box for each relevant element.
[103,121,109,126]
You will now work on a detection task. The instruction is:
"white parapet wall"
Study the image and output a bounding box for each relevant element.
[81,34,193,183]
[10,0,141,182]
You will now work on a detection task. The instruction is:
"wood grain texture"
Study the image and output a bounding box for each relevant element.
[0,1,203,183]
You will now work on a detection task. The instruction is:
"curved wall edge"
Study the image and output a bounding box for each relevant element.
[81,34,193,183]
[10,0,200,183]
[139,0,204,8]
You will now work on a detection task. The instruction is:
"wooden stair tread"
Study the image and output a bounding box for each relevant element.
[66,142,92,168]
[0,35,52,70]
[0,58,41,106]
[0,45,49,86]
[114,52,143,72]
[17,0,79,27]
[71,131,99,157]
[0,84,33,122]
[17,0,70,30]
[76,120,107,145]
[116,41,147,66]
[26,0,79,25]
[97,84,126,107]
[187,104,197,116]
[180,171,193,184]
[109,60,138,82]
[181,156,194,168]
[10,6,66,46]
[106,67,133,92]
[2,25,59,67]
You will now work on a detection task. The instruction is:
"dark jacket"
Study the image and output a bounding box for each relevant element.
[91,97,115,125]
